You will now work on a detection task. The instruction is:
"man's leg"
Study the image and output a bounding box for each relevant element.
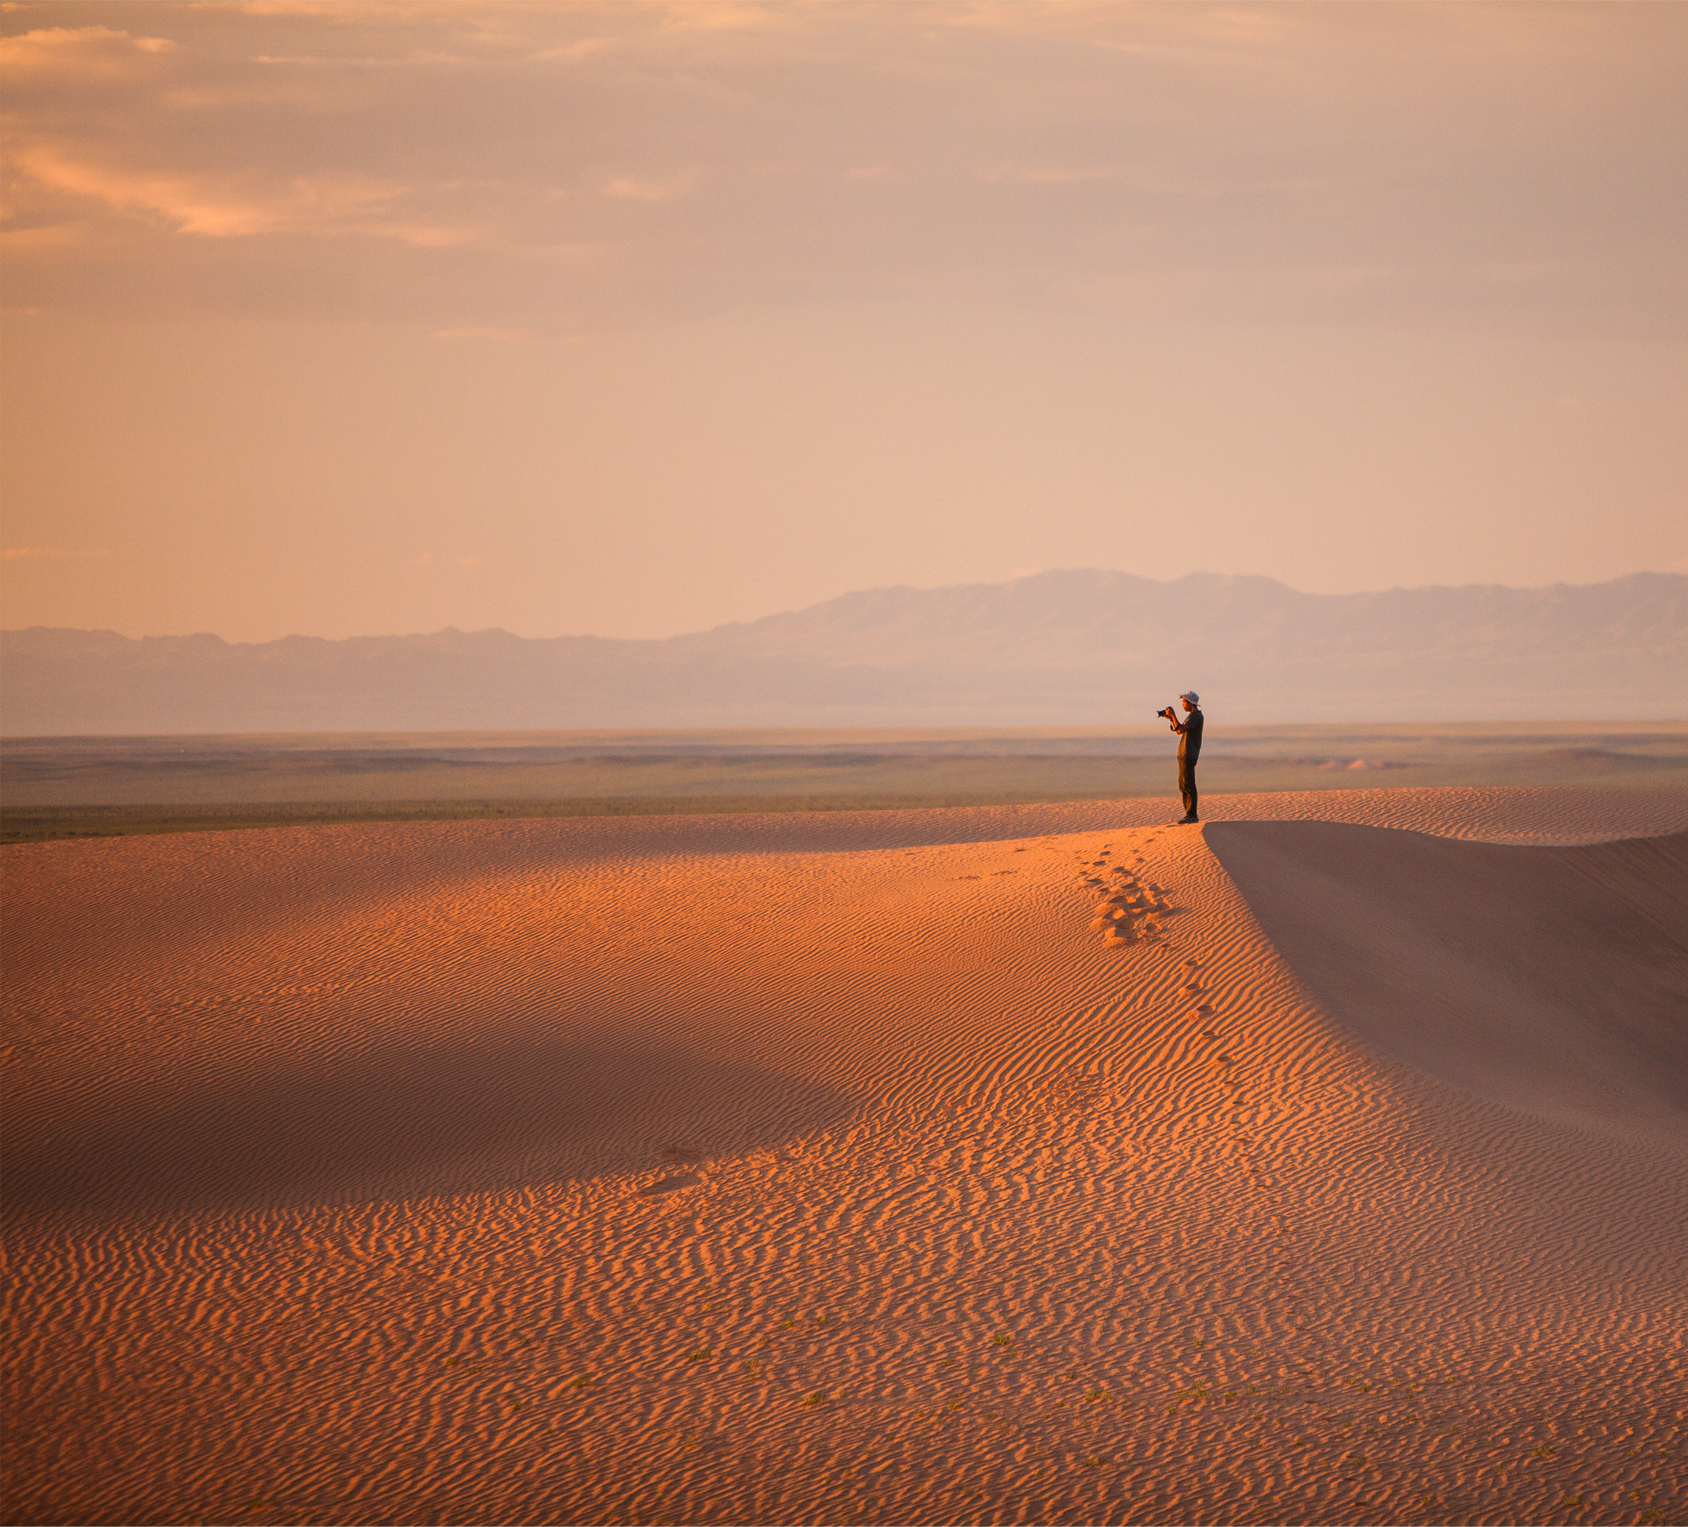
[1178,758,1198,820]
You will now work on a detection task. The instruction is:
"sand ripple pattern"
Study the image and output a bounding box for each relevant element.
[4,787,1684,1525]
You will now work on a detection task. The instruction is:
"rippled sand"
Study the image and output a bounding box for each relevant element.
[4,787,1685,1525]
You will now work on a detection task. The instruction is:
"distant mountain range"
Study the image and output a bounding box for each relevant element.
[3,571,1683,734]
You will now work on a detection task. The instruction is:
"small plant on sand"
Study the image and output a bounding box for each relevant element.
[688,1348,711,1361]
[800,1392,827,1407]
[993,1334,1013,1348]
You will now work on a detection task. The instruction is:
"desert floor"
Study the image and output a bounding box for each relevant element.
[6,721,1684,844]
[4,786,1685,1526]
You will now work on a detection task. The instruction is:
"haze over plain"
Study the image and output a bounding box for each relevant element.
[5,571,1685,734]
[3,2,1685,649]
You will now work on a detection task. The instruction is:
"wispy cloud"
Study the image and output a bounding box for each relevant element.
[531,37,614,64]
[11,145,377,237]
[602,173,698,204]
[0,25,175,76]
[1,3,1682,334]
[10,145,478,247]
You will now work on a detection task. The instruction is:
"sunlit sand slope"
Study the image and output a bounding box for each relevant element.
[4,787,1685,1526]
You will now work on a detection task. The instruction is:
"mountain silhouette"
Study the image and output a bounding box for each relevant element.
[3,571,1682,734]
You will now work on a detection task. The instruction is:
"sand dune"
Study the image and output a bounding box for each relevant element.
[1204,824,1688,1144]
[4,787,1685,1525]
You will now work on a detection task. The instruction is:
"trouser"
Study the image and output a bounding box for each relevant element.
[1179,756,1198,818]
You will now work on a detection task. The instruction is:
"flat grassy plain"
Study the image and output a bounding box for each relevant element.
[2,721,1684,843]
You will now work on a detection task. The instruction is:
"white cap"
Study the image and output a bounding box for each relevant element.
[1180,691,1200,704]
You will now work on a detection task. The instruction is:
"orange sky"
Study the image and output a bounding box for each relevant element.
[3,2,1685,642]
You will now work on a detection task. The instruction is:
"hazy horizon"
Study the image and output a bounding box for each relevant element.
[7,570,1681,735]
[4,3,1686,646]
[4,565,1683,646]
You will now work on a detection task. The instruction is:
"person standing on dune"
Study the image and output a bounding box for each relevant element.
[1159,691,1203,823]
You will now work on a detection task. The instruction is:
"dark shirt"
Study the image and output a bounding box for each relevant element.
[1175,707,1203,762]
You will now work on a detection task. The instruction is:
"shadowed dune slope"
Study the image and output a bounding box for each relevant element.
[2,1040,854,1216]
[1205,822,1688,1142]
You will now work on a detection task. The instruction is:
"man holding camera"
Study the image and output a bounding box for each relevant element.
[1159,691,1203,824]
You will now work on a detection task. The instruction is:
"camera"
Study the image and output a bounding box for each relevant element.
[1157,706,1174,720]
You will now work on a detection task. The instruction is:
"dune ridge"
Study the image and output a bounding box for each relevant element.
[4,787,1684,1525]
[1204,823,1688,1145]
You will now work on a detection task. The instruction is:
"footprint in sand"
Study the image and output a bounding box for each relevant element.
[1089,860,1180,947]
[641,1145,705,1195]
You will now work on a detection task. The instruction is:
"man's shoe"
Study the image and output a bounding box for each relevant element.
[1177,814,1199,824]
